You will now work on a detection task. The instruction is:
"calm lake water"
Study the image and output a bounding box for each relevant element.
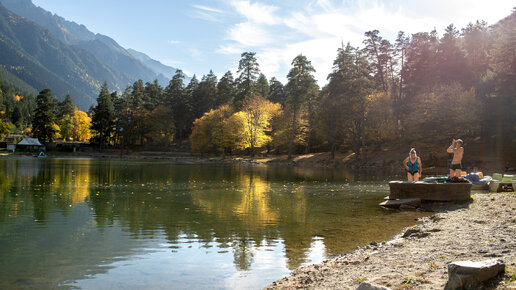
[0,157,428,289]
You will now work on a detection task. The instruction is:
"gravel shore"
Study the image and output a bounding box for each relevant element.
[266,193,516,289]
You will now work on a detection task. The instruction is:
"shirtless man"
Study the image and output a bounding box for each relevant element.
[447,139,464,178]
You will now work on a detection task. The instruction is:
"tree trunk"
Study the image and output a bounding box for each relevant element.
[361,114,367,162]
[99,131,103,152]
[287,109,297,160]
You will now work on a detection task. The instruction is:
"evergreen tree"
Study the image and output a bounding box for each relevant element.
[130,80,145,107]
[437,24,470,85]
[195,70,218,115]
[32,89,57,142]
[143,79,163,109]
[58,95,75,118]
[216,71,236,107]
[91,83,115,150]
[255,73,270,99]
[325,43,373,160]
[235,52,260,109]
[403,30,439,98]
[363,30,389,92]
[285,54,318,159]
[268,77,286,105]
[57,95,75,141]
[165,70,190,142]
[181,75,199,141]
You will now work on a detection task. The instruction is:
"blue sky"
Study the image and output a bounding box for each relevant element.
[32,0,514,86]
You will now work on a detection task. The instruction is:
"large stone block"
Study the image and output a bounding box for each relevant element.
[445,259,505,290]
[357,281,391,290]
[389,181,471,201]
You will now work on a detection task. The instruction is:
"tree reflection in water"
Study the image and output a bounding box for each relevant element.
[0,158,428,289]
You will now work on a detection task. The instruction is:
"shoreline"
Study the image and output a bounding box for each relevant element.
[0,151,476,175]
[265,193,516,289]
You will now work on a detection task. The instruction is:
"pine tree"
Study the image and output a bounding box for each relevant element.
[285,55,318,159]
[235,52,260,109]
[91,83,115,150]
[216,71,236,107]
[32,89,57,142]
[255,73,270,99]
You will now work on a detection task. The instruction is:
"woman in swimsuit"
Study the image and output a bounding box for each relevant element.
[403,148,422,181]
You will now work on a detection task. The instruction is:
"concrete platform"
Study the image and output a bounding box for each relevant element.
[389,181,472,201]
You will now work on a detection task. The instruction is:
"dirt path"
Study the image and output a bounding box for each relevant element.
[266,193,516,289]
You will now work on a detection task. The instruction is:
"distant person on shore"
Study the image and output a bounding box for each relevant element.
[447,139,464,178]
[403,148,422,181]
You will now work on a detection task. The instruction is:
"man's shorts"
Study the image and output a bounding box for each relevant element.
[450,163,462,170]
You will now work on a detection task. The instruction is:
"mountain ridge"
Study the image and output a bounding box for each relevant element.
[0,0,184,109]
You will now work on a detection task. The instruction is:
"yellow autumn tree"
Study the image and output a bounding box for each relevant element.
[240,95,282,156]
[72,108,92,142]
[58,114,74,141]
[190,105,236,153]
[271,105,308,153]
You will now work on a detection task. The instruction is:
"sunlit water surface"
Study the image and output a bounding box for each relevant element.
[0,157,428,289]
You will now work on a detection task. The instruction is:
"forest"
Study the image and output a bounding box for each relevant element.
[0,10,515,161]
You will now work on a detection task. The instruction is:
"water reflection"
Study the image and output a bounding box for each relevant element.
[0,158,426,289]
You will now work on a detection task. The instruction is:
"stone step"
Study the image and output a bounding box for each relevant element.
[379,198,421,209]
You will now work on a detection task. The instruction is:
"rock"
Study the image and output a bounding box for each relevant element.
[356,281,391,290]
[379,198,421,209]
[445,259,505,290]
[402,227,420,238]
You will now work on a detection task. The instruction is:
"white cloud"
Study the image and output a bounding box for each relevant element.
[192,4,225,14]
[190,4,226,22]
[232,0,280,25]
[216,0,515,86]
[168,40,181,45]
[217,45,243,55]
[228,22,274,46]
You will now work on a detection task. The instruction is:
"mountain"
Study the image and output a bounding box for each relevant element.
[128,49,177,78]
[0,0,183,108]
[0,3,128,109]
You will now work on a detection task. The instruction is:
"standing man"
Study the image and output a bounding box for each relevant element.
[447,139,464,178]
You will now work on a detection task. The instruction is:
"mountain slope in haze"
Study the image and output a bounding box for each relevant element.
[0,0,180,83]
[128,48,191,84]
[0,3,126,109]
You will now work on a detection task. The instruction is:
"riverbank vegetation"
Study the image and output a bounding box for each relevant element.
[1,10,515,164]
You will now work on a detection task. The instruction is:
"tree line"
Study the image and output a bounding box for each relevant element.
[1,10,515,159]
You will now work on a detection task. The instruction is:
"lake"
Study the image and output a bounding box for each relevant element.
[0,157,428,289]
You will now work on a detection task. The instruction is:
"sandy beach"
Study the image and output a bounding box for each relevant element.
[266,193,516,289]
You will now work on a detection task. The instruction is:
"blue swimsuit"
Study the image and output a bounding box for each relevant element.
[407,159,419,175]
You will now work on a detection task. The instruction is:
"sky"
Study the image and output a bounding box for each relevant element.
[32,0,514,87]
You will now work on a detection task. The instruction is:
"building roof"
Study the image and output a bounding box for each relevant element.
[17,138,43,146]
